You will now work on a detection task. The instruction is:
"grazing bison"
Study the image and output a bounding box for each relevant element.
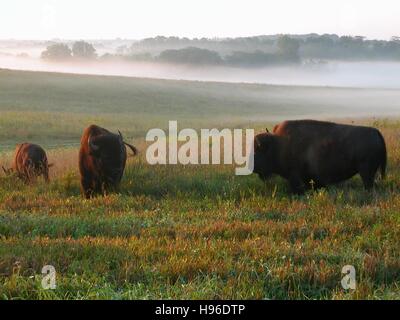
[79,125,138,198]
[253,120,387,194]
[2,143,51,183]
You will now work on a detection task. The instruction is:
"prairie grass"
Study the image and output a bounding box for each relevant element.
[0,123,399,299]
[0,69,399,299]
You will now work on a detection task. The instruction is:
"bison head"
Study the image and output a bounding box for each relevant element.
[253,131,277,180]
[88,131,126,184]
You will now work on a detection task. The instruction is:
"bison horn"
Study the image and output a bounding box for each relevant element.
[88,137,99,152]
[266,128,269,133]
[118,130,123,142]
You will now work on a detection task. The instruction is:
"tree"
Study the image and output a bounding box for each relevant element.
[225,50,279,67]
[72,41,97,59]
[116,45,128,55]
[276,35,300,61]
[302,35,335,58]
[391,36,400,43]
[158,47,223,65]
[41,43,72,60]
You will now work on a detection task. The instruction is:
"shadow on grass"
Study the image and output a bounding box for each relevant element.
[1,160,394,207]
[122,161,394,206]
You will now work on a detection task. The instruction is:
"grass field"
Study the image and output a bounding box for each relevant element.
[2,68,400,150]
[0,69,400,299]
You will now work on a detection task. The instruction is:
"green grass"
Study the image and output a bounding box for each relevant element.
[1,68,400,149]
[1,157,400,299]
[0,69,400,299]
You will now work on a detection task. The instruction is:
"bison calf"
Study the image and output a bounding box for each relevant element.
[79,125,138,198]
[2,143,51,183]
[253,120,387,194]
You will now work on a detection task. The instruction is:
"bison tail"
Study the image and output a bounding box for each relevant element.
[124,142,138,156]
[380,150,387,180]
[378,131,387,180]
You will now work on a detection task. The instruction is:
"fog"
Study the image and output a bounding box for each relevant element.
[2,52,400,90]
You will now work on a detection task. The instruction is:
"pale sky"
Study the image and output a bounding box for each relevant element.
[1,0,400,40]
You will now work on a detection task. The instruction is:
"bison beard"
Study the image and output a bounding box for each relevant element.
[4,143,51,183]
[253,120,387,194]
[79,125,137,199]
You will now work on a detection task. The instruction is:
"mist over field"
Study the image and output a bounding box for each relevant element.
[2,36,400,90]
[1,36,400,147]
[1,68,400,153]
[2,54,400,89]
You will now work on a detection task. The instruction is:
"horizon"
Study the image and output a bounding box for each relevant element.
[0,32,397,42]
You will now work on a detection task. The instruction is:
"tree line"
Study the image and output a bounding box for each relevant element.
[41,34,400,67]
[41,41,97,60]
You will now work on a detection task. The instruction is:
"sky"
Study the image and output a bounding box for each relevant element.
[1,0,400,40]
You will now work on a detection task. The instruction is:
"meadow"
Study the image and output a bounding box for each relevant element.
[0,69,399,299]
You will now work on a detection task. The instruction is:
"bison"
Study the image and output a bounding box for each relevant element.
[2,143,51,183]
[253,120,387,194]
[79,125,138,198]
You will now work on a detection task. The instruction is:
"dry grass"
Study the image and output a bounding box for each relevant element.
[0,121,399,300]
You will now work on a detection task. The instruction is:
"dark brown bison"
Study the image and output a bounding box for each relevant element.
[253,120,387,194]
[79,125,138,198]
[2,143,51,183]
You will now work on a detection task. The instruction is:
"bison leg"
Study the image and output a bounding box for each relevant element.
[288,175,305,195]
[101,181,119,197]
[358,163,377,190]
[95,181,105,196]
[43,170,50,183]
[81,177,95,199]
[22,169,32,184]
[40,162,50,183]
